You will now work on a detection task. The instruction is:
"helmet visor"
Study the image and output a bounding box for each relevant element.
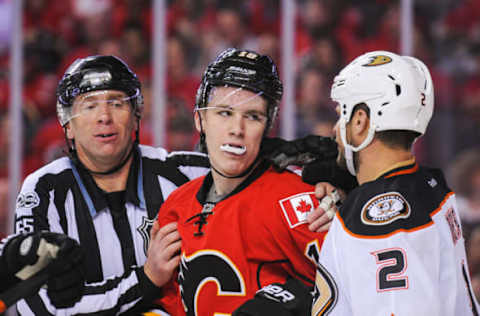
[197,85,265,109]
[195,86,267,123]
[63,90,136,124]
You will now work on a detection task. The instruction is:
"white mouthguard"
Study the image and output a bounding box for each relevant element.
[220,144,246,155]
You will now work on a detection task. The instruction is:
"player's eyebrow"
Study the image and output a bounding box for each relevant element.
[244,109,267,116]
[106,93,127,100]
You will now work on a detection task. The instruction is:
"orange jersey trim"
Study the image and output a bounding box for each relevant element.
[337,191,454,239]
[430,191,454,217]
[384,163,418,179]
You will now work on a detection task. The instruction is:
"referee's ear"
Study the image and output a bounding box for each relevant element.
[194,111,202,133]
[65,122,74,140]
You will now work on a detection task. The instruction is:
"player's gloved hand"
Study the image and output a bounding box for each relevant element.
[44,233,85,308]
[2,232,58,278]
[262,136,338,172]
[302,158,358,194]
[1,232,85,308]
[232,278,312,316]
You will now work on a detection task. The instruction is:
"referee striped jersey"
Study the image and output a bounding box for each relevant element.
[14,145,209,315]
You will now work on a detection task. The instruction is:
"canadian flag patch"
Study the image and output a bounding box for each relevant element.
[279,192,319,228]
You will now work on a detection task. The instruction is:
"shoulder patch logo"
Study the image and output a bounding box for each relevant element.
[280,192,318,228]
[363,55,392,67]
[361,192,411,225]
[16,192,40,209]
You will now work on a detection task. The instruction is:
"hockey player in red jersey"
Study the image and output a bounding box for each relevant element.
[154,48,338,316]
[308,50,480,315]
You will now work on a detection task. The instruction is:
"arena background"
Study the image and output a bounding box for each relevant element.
[1,0,480,307]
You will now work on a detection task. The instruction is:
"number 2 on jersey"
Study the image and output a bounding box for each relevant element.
[371,248,408,292]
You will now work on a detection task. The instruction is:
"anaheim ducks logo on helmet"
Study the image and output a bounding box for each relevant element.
[363,55,392,67]
[361,192,411,225]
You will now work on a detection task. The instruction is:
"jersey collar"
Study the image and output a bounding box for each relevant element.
[71,145,144,216]
[377,157,418,180]
[196,159,270,205]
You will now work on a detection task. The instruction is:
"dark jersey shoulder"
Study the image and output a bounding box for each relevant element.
[339,165,452,237]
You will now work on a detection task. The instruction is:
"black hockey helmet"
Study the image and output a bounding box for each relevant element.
[56,55,143,126]
[195,48,283,131]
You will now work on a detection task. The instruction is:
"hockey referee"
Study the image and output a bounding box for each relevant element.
[13,55,210,315]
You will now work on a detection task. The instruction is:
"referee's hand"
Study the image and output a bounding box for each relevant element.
[143,222,181,287]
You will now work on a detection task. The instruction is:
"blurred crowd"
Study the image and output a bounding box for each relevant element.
[0,0,479,298]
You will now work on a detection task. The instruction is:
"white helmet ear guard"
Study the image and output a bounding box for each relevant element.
[331,50,434,175]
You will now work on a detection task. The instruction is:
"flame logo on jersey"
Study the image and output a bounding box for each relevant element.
[363,55,392,67]
[361,192,410,225]
[178,250,246,315]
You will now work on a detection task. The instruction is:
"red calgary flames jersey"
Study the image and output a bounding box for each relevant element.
[156,163,326,316]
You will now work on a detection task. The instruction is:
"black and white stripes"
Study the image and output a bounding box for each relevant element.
[14,145,209,315]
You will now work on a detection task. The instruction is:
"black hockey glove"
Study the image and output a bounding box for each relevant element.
[302,158,358,194]
[232,278,312,316]
[262,136,338,172]
[45,233,85,308]
[2,232,85,308]
[2,232,59,277]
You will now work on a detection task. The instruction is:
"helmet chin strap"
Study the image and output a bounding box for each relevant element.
[340,118,376,176]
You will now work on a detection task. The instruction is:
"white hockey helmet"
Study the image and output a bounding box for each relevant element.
[330,50,434,175]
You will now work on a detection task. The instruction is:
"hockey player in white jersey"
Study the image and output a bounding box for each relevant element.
[310,50,480,315]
